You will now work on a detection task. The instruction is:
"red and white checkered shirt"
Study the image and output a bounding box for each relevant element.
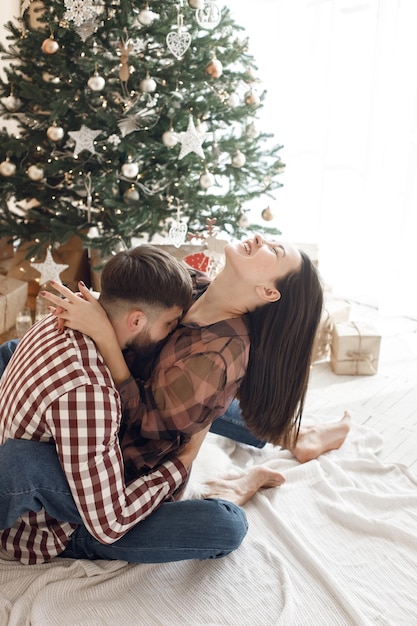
[0,315,187,565]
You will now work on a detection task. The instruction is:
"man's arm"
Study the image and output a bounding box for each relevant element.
[47,384,190,544]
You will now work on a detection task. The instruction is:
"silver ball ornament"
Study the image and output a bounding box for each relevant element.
[232,151,246,168]
[140,77,157,93]
[275,158,286,174]
[137,9,157,26]
[238,214,250,228]
[27,164,45,181]
[162,130,178,148]
[227,93,240,108]
[46,125,65,142]
[188,0,205,8]
[199,172,215,190]
[0,159,16,177]
[246,122,260,139]
[121,161,139,179]
[244,68,257,83]
[123,186,139,203]
[88,74,106,91]
[2,95,22,112]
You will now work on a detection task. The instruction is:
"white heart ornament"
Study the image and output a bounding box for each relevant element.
[166,31,192,59]
[169,221,188,248]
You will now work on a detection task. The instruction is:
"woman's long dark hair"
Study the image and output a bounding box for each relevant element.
[237,251,323,449]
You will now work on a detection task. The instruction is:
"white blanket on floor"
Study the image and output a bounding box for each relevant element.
[1,421,417,626]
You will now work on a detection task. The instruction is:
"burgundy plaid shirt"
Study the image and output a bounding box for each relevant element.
[0,316,187,564]
[120,315,250,482]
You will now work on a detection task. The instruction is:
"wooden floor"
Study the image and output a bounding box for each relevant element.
[306,300,417,473]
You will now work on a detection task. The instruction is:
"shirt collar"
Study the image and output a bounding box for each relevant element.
[179,316,249,344]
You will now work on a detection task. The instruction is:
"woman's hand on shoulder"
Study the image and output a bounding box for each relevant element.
[41,280,112,342]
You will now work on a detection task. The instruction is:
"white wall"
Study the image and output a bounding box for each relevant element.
[1,0,20,133]
[226,0,417,317]
[0,1,19,76]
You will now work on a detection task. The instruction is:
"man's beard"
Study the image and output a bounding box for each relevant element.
[126,325,158,359]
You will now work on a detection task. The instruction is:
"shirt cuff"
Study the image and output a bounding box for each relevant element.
[159,458,189,490]
[117,374,135,393]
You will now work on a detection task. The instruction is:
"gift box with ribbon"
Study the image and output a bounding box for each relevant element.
[0,276,29,335]
[331,321,381,375]
[312,296,351,363]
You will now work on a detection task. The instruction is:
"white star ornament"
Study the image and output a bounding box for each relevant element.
[68,125,102,157]
[176,116,206,160]
[31,248,69,285]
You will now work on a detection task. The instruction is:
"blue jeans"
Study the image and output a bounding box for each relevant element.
[0,439,247,562]
[0,339,19,375]
[211,399,266,448]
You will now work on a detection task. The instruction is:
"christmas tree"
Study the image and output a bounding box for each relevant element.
[0,0,284,259]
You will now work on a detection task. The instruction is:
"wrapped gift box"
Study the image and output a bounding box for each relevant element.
[0,237,14,261]
[326,296,351,324]
[312,297,351,363]
[0,257,14,277]
[0,276,29,334]
[331,321,381,375]
[312,309,333,363]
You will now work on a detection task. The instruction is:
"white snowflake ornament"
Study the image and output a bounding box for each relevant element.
[64,0,96,27]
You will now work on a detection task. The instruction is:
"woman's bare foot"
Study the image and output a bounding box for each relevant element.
[204,466,286,505]
[289,412,351,463]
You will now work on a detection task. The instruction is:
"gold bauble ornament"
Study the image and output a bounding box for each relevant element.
[262,207,274,221]
[0,159,16,177]
[205,58,223,79]
[43,72,60,84]
[27,164,45,181]
[244,89,260,107]
[41,37,59,55]
[46,125,65,142]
